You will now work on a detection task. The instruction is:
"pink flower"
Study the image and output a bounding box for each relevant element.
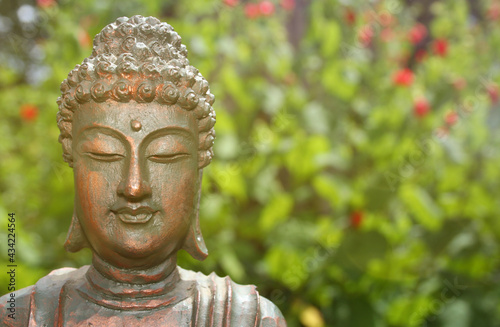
[259,1,275,16]
[380,28,394,42]
[245,3,260,19]
[413,97,430,117]
[37,0,56,8]
[378,12,394,27]
[393,68,414,87]
[433,38,448,57]
[224,0,239,7]
[487,3,500,20]
[408,23,427,45]
[280,0,295,11]
[445,111,459,126]
[358,25,374,47]
[487,83,499,104]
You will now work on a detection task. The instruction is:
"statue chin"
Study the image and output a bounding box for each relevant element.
[0,15,287,327]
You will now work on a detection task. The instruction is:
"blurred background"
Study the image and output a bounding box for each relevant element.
[1,0,500,326]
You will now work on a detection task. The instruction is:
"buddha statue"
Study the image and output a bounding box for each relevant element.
[0,15,286,326]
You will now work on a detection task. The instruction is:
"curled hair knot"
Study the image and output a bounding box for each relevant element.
[75,81,91,103]
[136,81,156,103]
[96,53,117,63]
[145,16,160,25]
[178,89,199,110]
[96,61,116,77]
[138,23,153,35]
[202,134,215,148]
[90,81,110,102]
[100,25,115,40]
[111,80,133,102]
[180,45,188,57]
[117,61,138,77]
[121,37,136,52]
[205,92,215,106]
[78,63,92,80]
[166,66,181,83]
[149,41,163,56]
[194,102,211,119]
[133,42,152,60]
[62,92,77,110]
[141,62,160,78]
[115,17,129,25]
[60,81,70,93]
[67,68,79,86]
[118,22,135,37]
[131,15,144,24]
[158,82,180,104]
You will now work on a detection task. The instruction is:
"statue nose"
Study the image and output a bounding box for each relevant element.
[117,156,152,199]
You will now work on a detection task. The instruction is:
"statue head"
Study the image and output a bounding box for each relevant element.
[56,15,215,268]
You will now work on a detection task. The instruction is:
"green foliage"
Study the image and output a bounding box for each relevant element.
[1,0,500,326]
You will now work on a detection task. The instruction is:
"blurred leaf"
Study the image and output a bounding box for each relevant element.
[259,193,293,232]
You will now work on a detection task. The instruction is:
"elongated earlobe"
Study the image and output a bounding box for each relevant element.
[64,209,90,252]
[182,170,208,261]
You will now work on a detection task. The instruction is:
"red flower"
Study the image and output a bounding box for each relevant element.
[78,30,92,48]
[280,0,295,11]
[223,0,239,7]
[487,3,500,20]
[487,83,499,104]
[20,104,39,121]
[378,12,394,27]
[433,38,448,57]
[350,211,363,229]
[445,111,459,126]
[415,49,427,62]
[393,68,414,87]
[380,28,394,42]
[344,8,356,25]
[413,97,430,117]
[259,1,275,16]
[452,77,467,90]
[245,3,260,19]
[358,25,374,47]
[408,23,427,45]
[36,0,56,8]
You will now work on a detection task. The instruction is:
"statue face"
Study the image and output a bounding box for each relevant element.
[72,101,199,268]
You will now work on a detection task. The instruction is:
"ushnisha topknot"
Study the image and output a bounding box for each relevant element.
[56,15,216,168]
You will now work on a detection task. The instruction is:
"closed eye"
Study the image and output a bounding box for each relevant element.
[85,152,124,162]
[148,153,190,163]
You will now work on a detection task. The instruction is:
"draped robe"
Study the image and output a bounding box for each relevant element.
[0,266,286,327]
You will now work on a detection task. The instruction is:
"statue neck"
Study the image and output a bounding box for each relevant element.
[81,253,184,308]
[90,252,178,285]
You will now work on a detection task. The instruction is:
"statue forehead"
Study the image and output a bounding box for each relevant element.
[72,101,198,137]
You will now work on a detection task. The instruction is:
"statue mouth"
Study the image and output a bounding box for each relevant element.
[112,206,157,224]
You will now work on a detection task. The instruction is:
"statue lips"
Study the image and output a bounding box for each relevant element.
[112,206,157,224]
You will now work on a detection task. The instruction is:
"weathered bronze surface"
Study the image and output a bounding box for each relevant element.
[1,15,286,326]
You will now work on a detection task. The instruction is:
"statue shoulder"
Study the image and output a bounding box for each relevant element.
[259,295,287,327]
[0,285,33,327]
[178,267,286,326]
[0,266,88,327]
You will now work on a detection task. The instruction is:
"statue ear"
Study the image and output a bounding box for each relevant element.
[182,170,209,261]
[64,209,90,252]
